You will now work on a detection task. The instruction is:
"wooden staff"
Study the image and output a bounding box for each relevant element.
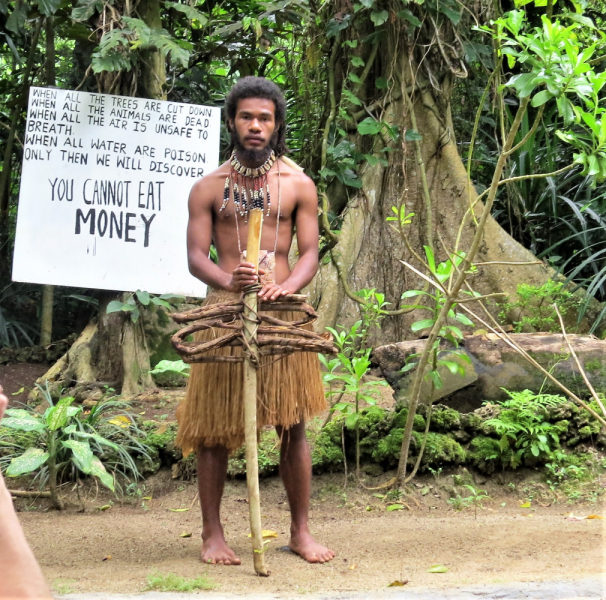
[242,207,269,576]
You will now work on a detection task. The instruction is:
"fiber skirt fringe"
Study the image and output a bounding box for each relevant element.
[175,289,327,455]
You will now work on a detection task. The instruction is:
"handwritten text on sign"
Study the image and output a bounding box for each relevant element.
[12,87,220,296]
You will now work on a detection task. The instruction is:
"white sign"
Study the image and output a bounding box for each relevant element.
[12,87,221,297]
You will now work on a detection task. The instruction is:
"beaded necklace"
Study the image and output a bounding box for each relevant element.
[220,150,282,256]
[220,150,276,220]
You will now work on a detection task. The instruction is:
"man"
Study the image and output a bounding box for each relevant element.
[175,77,335,566]
[0,385,52,598]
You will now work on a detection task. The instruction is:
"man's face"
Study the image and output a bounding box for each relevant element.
[230,97,279,163]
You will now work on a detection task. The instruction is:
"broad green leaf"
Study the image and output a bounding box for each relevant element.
[428,369,443,390]
[345,412,361,429]
[90,456,115,491]
[440,360,461,376]
[398,9,421,27]
[351,56,365,67]
[47,396,75,431]
[6,2,27,33]
[387,504,404,511]
[411,319,434,332]
[150,297,171,309]
[455,313,474,326]
[106,300,127,314]
[6,448,49,476]
[370,10,388,26]
[357,117,382,136]
[401,290,425,298]
[71,0,103,21]
[1,415,45,432]
[36,0,61,16]
[375,77,388,89]
[5,408,35,419]
[150,359,190,376]
[531,90,552,107]
[405,129,423,141]
[165,1,208,25]
[63,440,94,474]
[359,0,374,7]
[342,89,362,106]
[135,290,150,305]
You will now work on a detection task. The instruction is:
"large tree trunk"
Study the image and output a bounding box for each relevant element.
[308,26,551,345]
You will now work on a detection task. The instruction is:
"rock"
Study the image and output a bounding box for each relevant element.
[374,333,606,411]
[373,340,478,405]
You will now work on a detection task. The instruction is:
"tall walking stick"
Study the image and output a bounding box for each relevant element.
[241,207,269,576]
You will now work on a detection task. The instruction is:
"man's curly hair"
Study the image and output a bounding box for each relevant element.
[225,76,288,157]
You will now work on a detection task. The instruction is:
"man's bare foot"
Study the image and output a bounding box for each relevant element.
[289,531,335,564]
[201,534,241,565]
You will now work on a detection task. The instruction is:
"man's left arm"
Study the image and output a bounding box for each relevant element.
[258,174,319,301]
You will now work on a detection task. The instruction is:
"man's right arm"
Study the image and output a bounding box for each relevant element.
[186,179,260,293]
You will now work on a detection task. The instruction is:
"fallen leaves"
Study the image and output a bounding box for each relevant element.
[179,532,192,538]
[427,565,448,573]
[101,555,111,561]
[169,508,189,512]
[386,504,405,511]
[566,513,604,521]
[520,501,531,508]
[108,416,130,429]
[247,530,278,539]
[387,579,408,587]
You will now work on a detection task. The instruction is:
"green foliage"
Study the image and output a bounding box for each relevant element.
[150,359,190,378]
[399,246,475,391]
[145,572,215,592]
[107,292,184,324]
[371,428,465,470]
[321,350,387,431]
[484,390,569,468]
[499,281,580,332]
[448,485,490,518]
[0,386,153,498]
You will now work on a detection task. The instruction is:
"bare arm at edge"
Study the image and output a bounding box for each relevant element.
[0,387,52,599]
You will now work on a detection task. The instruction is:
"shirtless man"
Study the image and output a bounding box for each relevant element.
[179,77,335,566]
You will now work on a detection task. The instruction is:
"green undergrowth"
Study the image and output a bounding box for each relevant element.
[145,571,215,592]
[129,391,606,488]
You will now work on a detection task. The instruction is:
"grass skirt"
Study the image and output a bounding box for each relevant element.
[175,289,327,455]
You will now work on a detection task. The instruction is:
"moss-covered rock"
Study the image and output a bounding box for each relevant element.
[416,432,466,468]
[392,408,426,432]
[227,430,281,478]
[372,428,405,468]
[467,436,503,474]
[460,412,483,434]
[371,429,466,471]
[311,429,344,473]
[430,406,461,432]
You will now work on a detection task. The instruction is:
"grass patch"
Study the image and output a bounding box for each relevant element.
[145,571,216,592]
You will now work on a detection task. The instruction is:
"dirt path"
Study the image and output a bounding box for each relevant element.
[14,472,605,596]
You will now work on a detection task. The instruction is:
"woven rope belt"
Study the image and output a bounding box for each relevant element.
[171,292,337,363]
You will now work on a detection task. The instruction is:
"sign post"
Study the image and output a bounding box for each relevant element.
[13,87,220,297]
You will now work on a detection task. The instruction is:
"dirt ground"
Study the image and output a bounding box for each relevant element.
[13,470,606,596]
[0,361,49,399]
